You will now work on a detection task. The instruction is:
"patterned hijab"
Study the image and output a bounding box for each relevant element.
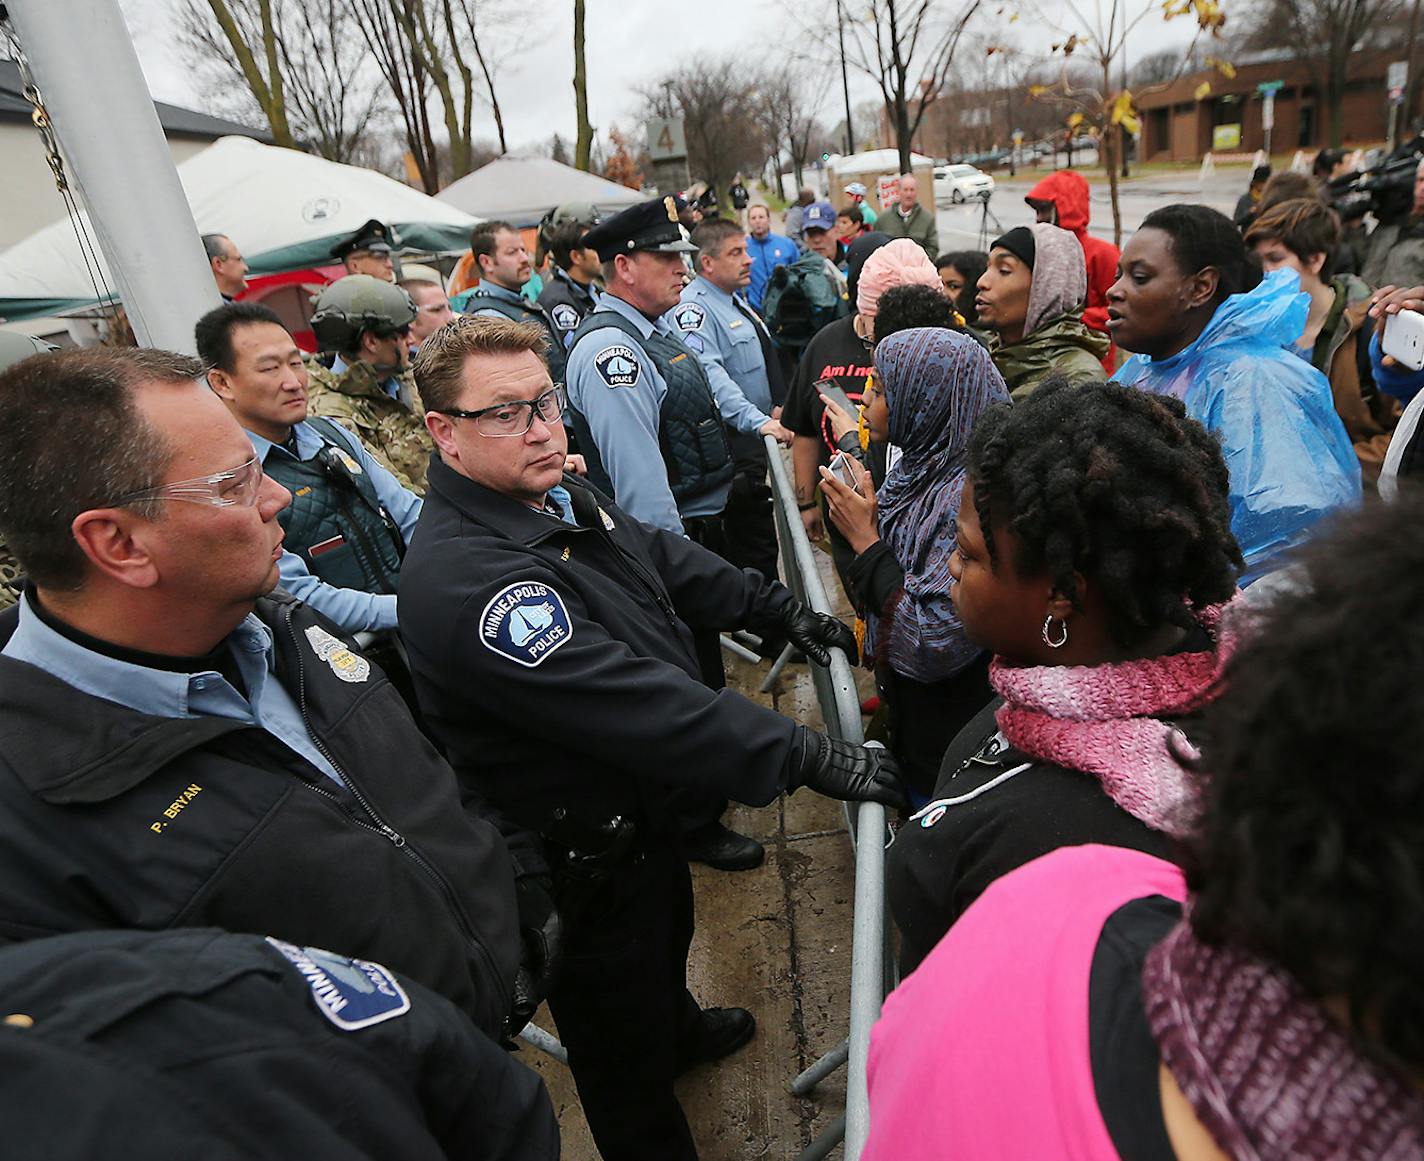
[869,328,1011,682]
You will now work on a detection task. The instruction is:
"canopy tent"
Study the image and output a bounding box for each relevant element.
[436,156,643,227]
[0,136,480,322]
[830,149,935,177]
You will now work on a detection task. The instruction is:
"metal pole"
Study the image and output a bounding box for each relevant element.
[838,0,856,155]
[6,0,222,354]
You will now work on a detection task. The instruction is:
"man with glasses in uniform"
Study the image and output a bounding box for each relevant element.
[0,346,541,1053]
[399,314,905,1161]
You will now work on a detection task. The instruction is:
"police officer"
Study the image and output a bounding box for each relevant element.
[197,301,421,635]
[450,220,568,386]
[306,274,434,493]
[671,218,788,590]
[0,928,558,1161]
[400,315,905,1161]
[0,346,542,1045]
[537,210,603,349]
[331,218,398,281]
[564,195,791,537]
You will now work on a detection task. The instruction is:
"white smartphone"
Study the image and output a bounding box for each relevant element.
[1382,310,1424,372]
[828,450,862,494]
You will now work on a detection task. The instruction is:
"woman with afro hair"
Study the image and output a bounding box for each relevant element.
[866,492,1424,1161]
[885,375,1243,973]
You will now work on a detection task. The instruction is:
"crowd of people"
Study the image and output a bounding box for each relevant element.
[1,152,1423,1159]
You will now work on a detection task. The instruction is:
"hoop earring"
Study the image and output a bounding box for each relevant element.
[1042,615,1069,649]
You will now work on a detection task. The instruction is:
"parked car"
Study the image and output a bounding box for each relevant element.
[934,163,996,203]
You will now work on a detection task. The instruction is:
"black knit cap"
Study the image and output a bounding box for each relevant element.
[991,226,1036,269]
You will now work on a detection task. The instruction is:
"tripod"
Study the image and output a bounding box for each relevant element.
[974,189,1004,251]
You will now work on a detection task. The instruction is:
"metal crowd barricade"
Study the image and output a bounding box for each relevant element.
[763,436,890,1161]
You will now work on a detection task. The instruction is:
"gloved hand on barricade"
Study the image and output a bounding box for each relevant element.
[789,728,906,811]
[505,873,562,1039]
[753,596,858,667]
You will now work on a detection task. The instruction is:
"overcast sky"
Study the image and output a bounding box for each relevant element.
[118,0,1198,157]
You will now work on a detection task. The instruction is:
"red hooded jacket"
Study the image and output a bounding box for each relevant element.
[1025,171,1118,344]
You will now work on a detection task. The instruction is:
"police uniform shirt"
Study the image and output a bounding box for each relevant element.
[565,292,733,535]
[668,277,776,424]
[331,353,401,401]
[539,267,601,349]
[247,421,423,634]
[2,590,345,786]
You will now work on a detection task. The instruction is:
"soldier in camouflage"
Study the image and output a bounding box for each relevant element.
[0,332,60,610]
[306,275,434,493]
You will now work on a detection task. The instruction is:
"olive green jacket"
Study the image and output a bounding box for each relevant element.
[305,359,431,494]
[989,313,1111,401]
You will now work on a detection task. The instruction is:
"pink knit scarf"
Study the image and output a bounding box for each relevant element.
[989,603,1234,837]
[1144,920,1424,1160]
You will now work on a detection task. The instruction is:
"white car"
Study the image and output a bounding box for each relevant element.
[935,164,995,204]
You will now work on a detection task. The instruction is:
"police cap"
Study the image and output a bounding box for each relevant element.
[330,218,396,260]
[579,196,697,262]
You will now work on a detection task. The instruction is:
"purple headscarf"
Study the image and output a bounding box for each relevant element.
[867,328,1011,682]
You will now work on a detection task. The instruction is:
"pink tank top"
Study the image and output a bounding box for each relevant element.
[863,844,1187,1160]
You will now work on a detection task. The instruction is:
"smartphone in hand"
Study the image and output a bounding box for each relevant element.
[1382,310,1424,372]
[828,450,862,494]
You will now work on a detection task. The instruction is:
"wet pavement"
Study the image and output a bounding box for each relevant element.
[520,545,869,1161]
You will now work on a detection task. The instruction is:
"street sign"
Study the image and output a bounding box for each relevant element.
[645,117,687,162]
[1212,123,1242,150]
[1256,79,1284,94]
[1012,128,1024,144]
[1262,90,1276,132]
[1388,60,1408,104]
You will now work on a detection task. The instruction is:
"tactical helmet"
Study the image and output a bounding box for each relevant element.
[0,331,60,372]
[310,275,417,353]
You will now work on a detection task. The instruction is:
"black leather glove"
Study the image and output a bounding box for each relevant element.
[775,598,859,666]
[789,728,907,811]
[505,873,562,1038]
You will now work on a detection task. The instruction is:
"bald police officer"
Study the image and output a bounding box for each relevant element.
[563,196,791,537]
[400,315,904,1161]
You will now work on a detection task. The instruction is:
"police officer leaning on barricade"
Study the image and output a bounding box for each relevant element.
[564,195,792,539]
[671,217,787,595]
[0,927,558,1161]
[306,274,434,493]
[0,346,552,1048]
[197,301,421,638]
[451,220,569,388]
[399,313,905,1161]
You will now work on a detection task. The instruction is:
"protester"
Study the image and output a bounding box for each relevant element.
[730,174,750,227]
[1023,169,1118,356]
[817,329,1008,798]
[1257,170,1322,215]
[202,233,249,301]
[745,203,799,312]
[1233,163,1272,229]
[1110,204,1361,582]
[330,219,397,281]
[802,200,848,277]
[867,494,1424,1161]
[305,275,433,493]
[836,205,866,247]
[399,277,455,353]
[877,173,938,258]
[843,181,878,228]
[762,202,851,357]
[975,223,1108,397]
[934,251,986,325]
[784,187,815,246]
[1245,197,1399,484]
[884,376,1241,969]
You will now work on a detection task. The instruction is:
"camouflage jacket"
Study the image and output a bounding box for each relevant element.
[305,359,432,494]
[0,540,21,611]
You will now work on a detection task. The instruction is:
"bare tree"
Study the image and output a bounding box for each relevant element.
[759,63,833,190]
[638,61,767,197]
[1241,0,1402,146]
[347,0,440,191]
[181,0,297,147]
[573,0,593,170]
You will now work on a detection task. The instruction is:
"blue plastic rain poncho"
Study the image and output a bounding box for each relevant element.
[1113,269,1361,584]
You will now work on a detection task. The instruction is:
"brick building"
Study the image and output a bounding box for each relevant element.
[1137,48,1396,161]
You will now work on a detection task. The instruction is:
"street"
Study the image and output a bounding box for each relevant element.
[933,167,1250,251]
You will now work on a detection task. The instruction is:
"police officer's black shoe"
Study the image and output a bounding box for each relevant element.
[682,822,765,871]
[676,1006,757,1075]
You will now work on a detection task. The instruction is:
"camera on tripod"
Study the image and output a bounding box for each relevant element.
[1327,141,1422,223]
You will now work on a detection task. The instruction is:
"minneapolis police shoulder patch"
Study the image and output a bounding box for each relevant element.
[480,580,574,667]
[266,937,411,1031]
[594,344,641,388]
[673,302,706,332]
[551,303,580,331]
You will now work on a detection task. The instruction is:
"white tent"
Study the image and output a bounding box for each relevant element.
[0,136,481,322]
[831,149,935,177]
[437,156,643,227]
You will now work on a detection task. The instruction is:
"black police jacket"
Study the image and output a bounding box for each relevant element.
[399,458,802,845]
[0,928,558,1161]
[0,592,519,1039]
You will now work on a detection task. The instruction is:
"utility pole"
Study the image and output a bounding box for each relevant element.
[6,0,219,354]
[838,0,855,155]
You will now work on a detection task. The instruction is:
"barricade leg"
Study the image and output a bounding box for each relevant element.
[518,1023,569,1064]
[790,1036,849,1095]
[795,1114,848,1161]
[759,641,797,693]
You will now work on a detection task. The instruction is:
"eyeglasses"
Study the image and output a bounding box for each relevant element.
[115,454,265,509]
[439,384,567,438]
